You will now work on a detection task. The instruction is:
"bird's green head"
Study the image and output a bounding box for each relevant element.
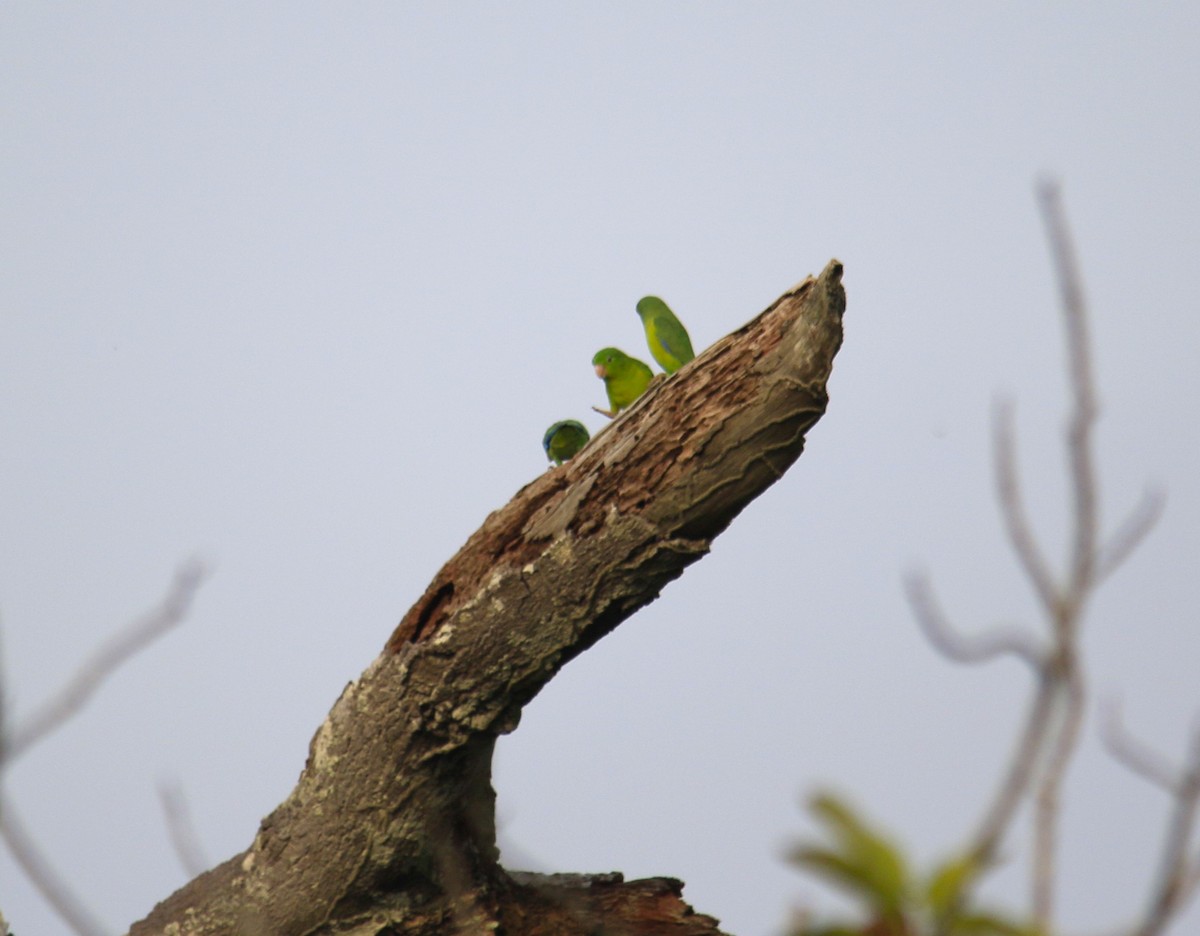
[592,347,628,378]
[636,296,670,320]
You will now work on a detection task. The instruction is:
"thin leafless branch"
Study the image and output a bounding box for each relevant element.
[1009,179,1100,931]
[158,779,210,879]
[969,675,1058,868]
[0,618,7,753]
[992,398,1060,617]
[0,560,208,936]
[906,182,1192,936]
[1184,861,1200,916]
[904,573,1043,668]
[1100,698,1181,792]
[918,182,1171,935]
[1032,655,1084,928]
[1132,724,1200,936]
[1038,179,1100,615]
[0,791,109,936]
[2,560,207,765]
[1095,488,1166,584]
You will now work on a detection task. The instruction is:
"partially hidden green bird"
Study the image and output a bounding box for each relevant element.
[542,419,590,466]
[636,295,695,374]
[591,347,654,418]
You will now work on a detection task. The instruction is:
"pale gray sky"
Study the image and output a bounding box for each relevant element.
[2,4,1198,934]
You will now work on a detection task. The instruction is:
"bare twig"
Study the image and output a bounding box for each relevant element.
[1095,488,1166,584]
[992,399,1060,617]
[1038,179,1100,615]
[0,620,7,762]
[1032,654,1084,927]
[904,572,1043,668]
[158,779,210,879]
[0,790,109,936]
[1132,724,1200,936]
[2,559,207,765]
[0,560,208,936]
[969,675,1058,867]
[1100,698,1181,792]
[1022,179,1098,932]
[1184,861,1200,916]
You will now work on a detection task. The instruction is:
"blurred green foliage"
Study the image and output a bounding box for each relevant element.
[786,793,1046,936]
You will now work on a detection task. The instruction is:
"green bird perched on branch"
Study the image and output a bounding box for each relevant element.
[591,347,653,418]
[542,420,590,466]
[636,295,695,374]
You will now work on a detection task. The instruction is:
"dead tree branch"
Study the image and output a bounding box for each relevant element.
[128,261,847,935]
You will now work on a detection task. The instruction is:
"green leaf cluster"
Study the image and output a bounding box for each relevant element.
[787,793,1046,936]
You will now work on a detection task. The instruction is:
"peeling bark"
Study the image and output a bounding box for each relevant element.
[129,261,846,935]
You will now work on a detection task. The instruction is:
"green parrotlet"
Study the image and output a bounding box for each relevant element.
[542,419,590,466]
[636,295,695,374]
[591,347,653,418]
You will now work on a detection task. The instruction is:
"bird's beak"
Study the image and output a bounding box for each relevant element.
[594,364,606,378]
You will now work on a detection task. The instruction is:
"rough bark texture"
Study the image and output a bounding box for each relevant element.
[129,260,846,936]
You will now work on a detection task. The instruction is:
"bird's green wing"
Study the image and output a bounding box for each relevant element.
[637,296,695,372]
